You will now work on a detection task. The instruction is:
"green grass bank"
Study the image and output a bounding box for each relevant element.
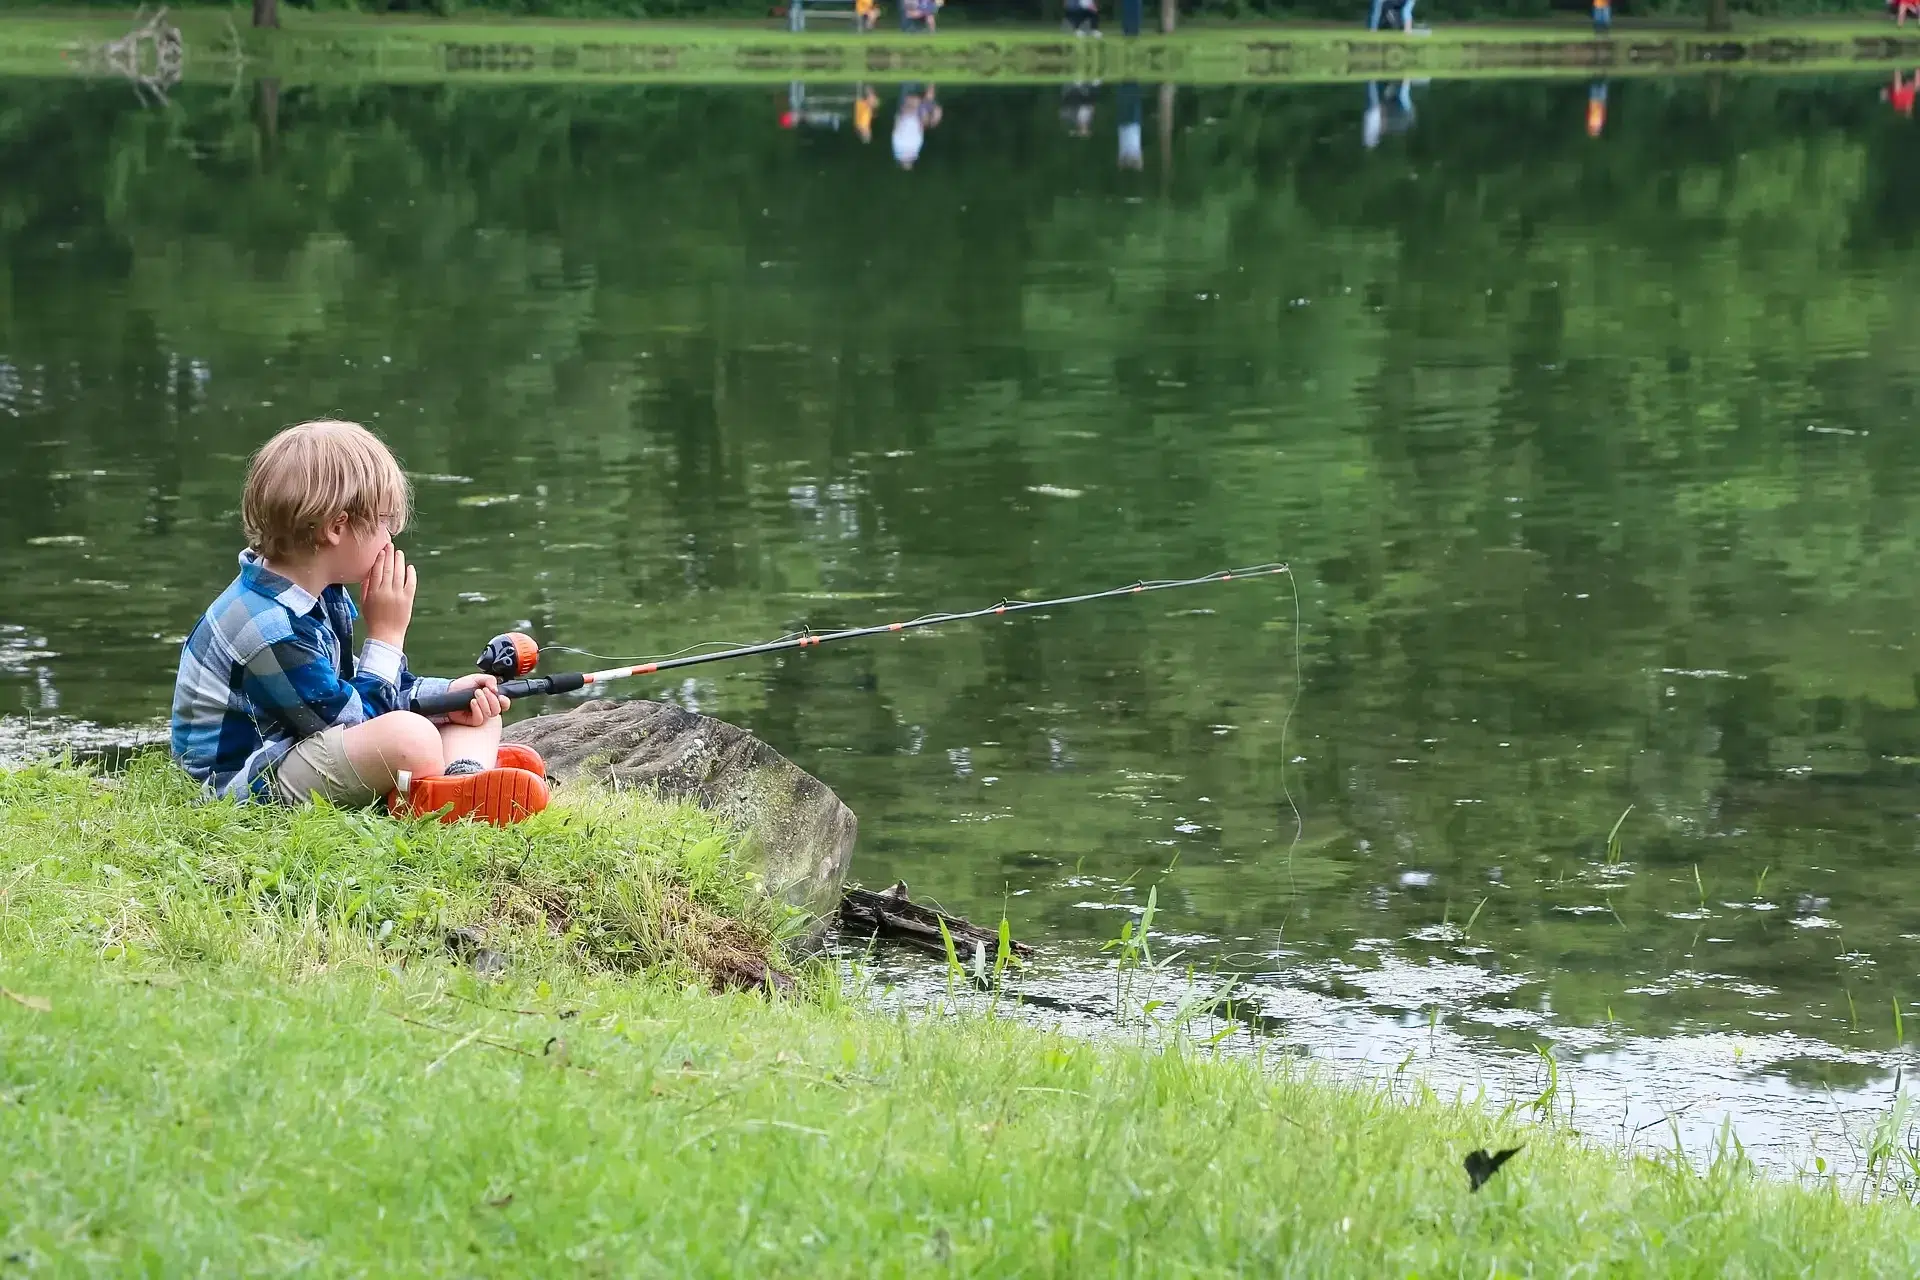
[8,8,1920,83]
[3,760,1920,1272]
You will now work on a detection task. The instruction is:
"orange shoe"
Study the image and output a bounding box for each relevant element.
[388,767,550,825]
[495,743,546,779]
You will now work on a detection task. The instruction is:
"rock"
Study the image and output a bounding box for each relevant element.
[443,924,508,979]
[502,700,856,940]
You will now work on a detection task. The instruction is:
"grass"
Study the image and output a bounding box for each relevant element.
[4,761,1920,1272]
[7,6,1920,85]
[0,757,801,991]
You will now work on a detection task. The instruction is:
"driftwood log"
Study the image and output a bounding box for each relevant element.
[839,881,1035,969]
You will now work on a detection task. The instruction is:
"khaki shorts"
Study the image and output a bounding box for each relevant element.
[271,726,382,809]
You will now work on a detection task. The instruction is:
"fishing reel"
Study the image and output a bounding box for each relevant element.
[475,631,541,679]
[415,630,575,717]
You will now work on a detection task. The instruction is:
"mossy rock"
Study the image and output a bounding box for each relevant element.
[503,700,855,942]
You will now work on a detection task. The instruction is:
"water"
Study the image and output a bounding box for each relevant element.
[6,72,1920,1175]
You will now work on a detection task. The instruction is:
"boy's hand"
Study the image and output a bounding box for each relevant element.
[360,545,416,648]
[441,673,508,726]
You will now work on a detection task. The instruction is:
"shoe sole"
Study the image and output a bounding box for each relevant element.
[405,768,550,825]
[495,744,547,779]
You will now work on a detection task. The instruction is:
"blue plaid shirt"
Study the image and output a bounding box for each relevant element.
[170,551,450,801]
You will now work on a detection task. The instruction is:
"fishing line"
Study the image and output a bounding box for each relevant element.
[417,561,1294,717]
[1278,562,1305,911]
[540,635,812,666]
[537,566,1287,669]
[1211,565,1307,974]
[522,564,1289,670]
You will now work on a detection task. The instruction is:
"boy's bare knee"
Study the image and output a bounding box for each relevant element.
[344,711,443,783]
[382,711,443,762]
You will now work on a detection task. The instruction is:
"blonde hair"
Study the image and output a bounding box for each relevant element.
[242,420,410,561]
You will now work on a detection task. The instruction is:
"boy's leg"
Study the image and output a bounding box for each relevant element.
[281,712,545,825]
[270,715,439,809]
[436,717,503,774]
[400,714,548,826]
[340,711,445,794]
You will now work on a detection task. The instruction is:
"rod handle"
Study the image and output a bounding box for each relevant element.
[414,672,586,717]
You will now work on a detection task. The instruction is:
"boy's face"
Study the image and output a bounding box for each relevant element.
[319,511,395,582]
[344,516,394,580]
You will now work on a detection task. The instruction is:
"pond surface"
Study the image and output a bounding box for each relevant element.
[5,72,1920,1174]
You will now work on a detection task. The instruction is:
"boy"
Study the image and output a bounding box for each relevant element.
[171,420,550,825]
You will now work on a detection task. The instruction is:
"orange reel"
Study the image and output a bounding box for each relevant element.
[475,631,540,679]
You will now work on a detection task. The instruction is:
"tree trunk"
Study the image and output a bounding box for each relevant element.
[1705,0,1730,31]
[1160,0,1175,34]
[253,0,278,30]
[257,77,280,155]
[1157,82,1174,196]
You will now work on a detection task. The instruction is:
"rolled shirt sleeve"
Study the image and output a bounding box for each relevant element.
[408,675,453,716]
[355,637,452,719]
[348,637,412,719]
[359,638,405,686]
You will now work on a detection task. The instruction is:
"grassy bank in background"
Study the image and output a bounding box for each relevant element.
[6,8,1920,84]
[3,761,1920,1272]
[5,0,1897,20]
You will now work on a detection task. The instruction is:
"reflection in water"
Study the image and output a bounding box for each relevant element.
[1116,82,1143,170]
[1061,81,1098,138]
[1363,78,1418,149]
[5,75,1920,1174]
[892,82,943,169]
[782,83,885,143]
[1886,69,1917,116]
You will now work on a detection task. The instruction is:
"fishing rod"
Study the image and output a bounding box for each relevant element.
[413,562,1292,718]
